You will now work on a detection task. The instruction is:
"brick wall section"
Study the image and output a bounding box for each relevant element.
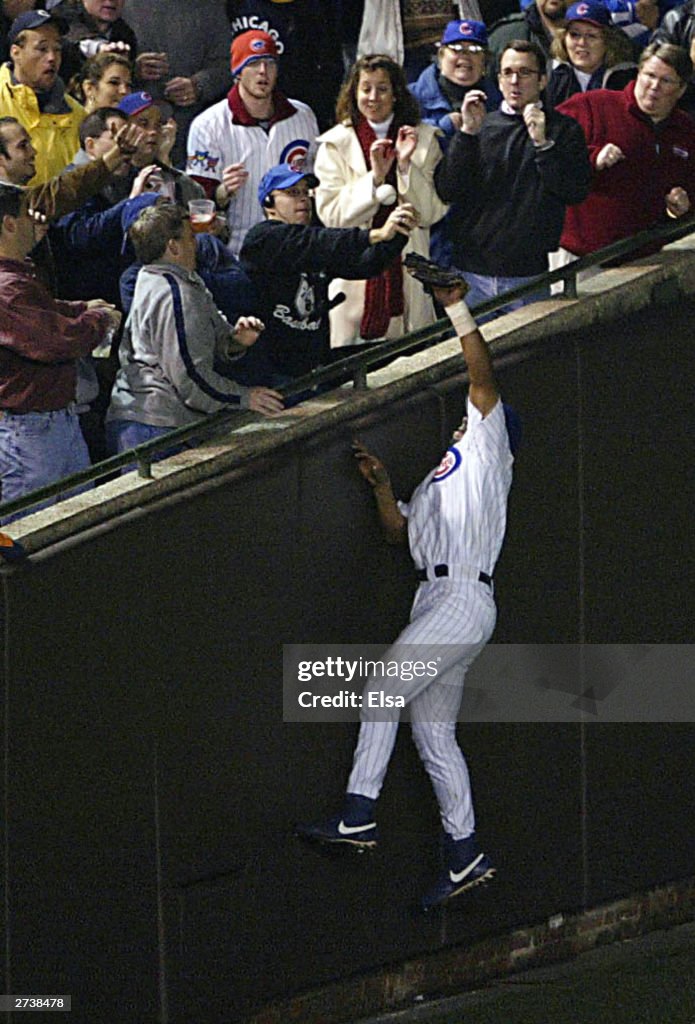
[249,876,695,1024]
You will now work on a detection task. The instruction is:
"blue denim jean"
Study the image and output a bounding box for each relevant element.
[106,419,186,473]
[461,272,550,323]
[0,405,91,522]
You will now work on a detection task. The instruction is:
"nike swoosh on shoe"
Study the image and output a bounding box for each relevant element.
[337,820,376,836]
[449,852,484,883]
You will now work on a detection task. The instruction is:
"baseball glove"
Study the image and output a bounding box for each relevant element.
[404,253,469,297]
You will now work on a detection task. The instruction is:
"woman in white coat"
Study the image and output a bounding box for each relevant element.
[315,54,448,350]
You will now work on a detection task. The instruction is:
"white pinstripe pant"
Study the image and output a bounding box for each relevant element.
[347,580,496,840]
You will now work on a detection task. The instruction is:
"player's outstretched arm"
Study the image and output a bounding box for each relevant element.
[432,284,499,416]
[352,441,408,546]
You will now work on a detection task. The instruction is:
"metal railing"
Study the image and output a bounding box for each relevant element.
[2,211,695,523]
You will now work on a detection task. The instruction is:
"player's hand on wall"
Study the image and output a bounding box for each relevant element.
[352,441,391,487]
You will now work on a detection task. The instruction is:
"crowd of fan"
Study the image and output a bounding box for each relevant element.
[1,0,695,520]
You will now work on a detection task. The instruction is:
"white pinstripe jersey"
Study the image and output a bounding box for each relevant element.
[399,398,514,578]
[186,97,319,257]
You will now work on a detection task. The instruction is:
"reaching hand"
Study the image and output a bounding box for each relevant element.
[87,299,122,333]
[431,282,468,308]
[27,205,49,243]
[98,40,131,55]
[233,316,265,347]
[461,90,487,134]
[377,202,418,242]
[113,122,142,157]
[596,143,625,171]
[158,119,177,164]
[220,162,249,197]
[248,387,284,416]
[129,164,160,197]
[370,138,396,186]
[666,186,691,218]
[395,125,418,169]
[352,440,390,487]
[523,103,546,146]
[135,51,169,81]
[164,76,198,107]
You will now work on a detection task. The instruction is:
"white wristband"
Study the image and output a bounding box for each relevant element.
[445,299,477,337]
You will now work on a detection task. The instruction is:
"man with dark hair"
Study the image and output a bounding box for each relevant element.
[297,266,521,913]
[557,42,695,259]
[0,9,85,182]
[0,181,118,513]
[106,200,284,455]
[47,106,150,306]
[116,90,204,206]
[186,29,319,256]
[0,110,138,209]
[434,39,591,317]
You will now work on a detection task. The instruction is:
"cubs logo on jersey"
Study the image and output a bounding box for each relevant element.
[280,140,310,171]
[432,447,462,482]
[186,150,220,174]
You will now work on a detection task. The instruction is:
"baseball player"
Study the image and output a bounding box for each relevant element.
[296,261,520,911]
[186,29,319,257]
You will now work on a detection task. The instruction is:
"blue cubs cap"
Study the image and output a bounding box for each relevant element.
[257,162,319,205]
[118,91,154,117]
[440,19,488,48]
[503,403,522,456]
[565,1,610,27]
[8,8,67,46]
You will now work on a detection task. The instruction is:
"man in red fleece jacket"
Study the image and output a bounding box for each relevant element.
[557,42,695,259]
[0,182,119,517]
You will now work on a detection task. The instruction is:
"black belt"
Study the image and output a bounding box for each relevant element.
[415,564,492,587]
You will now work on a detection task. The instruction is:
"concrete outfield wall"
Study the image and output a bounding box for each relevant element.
[1,251,694,1024]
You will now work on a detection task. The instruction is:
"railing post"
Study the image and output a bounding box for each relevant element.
[352,366,369,391]
[137,455,154,479]
[563,271,578,300]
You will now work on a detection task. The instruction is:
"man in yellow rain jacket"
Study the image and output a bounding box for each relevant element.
[0,9,84,185]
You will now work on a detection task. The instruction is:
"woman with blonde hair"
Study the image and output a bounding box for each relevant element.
[314,53,448,350]
[545,0,636,110]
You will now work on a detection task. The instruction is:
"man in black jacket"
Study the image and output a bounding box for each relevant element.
[238,162,417,388]
[434,39,590,318]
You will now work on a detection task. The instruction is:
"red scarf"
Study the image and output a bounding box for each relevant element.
[354,116,404,340]
[227,84,297,126]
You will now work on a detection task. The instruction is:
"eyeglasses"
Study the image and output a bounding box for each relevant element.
[445,43,485,54]
[499,67,540,79]
[639,69,681,89]
[567,29,603,43]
